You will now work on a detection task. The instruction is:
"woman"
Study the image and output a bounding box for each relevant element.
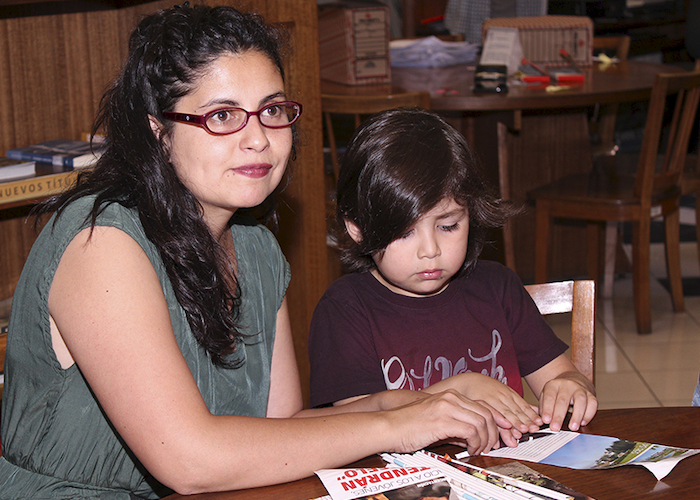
[0,5,511,498]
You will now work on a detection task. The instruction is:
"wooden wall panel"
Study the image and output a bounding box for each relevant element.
[0,0,327,406]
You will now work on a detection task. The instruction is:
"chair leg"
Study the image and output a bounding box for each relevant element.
[664,209,685,312]
[535,201,551,284]
[632,219,652,333]
[503,219,517,273]
[695,193,700,274]
[586,222,601,284]
[324,112,340,182]
[602,221,619,298]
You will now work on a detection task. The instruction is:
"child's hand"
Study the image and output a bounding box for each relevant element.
[524,354,598,432]
[423,372,542,436]
[538,373,598,432]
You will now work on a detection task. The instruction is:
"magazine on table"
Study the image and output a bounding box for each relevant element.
[455,428,700,480]
[383,451,586,500]
[315,465,451,500]
[317,448,593,500]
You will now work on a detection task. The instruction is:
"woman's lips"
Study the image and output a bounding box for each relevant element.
[233,164,272,178]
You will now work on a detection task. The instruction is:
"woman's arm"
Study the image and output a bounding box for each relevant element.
[49,226,504,495]
[266,298,303,418]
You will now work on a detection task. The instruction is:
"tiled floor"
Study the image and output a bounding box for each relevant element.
[526,240,700,409]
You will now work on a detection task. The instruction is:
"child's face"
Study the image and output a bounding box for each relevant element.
[369,198,469,297]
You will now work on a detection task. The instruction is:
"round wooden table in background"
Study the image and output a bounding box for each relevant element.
[324,61,686,281]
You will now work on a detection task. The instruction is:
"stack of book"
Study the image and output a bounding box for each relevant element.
[0,157,36,182]
[0,139,102,206]
[6,138,104,169]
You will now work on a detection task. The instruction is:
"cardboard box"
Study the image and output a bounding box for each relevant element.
[318,2,391,85]
[482,15,593,67]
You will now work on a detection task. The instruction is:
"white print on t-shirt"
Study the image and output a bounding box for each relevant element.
[381,329,507,390]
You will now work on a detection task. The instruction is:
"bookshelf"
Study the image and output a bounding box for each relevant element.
[0,0,327,406]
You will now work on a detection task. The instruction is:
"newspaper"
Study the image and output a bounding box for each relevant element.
[456,429,700,480]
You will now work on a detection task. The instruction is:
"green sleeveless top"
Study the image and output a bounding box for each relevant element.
[0,196,291,499]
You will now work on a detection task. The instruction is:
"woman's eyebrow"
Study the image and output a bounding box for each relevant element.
[200,91,287,110]
[260,91,287,105]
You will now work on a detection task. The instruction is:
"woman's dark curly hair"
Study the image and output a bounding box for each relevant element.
[35,4,293,368]
[335,107,519,276]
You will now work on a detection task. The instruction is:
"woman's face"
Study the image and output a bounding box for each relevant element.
[162,50,292,232]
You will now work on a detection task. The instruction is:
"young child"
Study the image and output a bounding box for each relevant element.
[309,108,598,444]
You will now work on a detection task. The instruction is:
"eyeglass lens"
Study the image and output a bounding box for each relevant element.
[207,102,300,134]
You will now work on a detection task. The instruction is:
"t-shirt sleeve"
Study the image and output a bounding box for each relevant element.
[264,229,292,310]
[308,279,387,407]
[244,222,291,311]
[497,266,569,376]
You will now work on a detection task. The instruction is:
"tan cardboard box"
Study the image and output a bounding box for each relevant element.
[318,2,391,85]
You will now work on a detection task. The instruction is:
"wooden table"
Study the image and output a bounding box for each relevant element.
[322,61,685,281]
[164,407,700,500]
[322,61,681,112]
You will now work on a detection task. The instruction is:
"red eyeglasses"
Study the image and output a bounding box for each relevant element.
[162,100,302,135]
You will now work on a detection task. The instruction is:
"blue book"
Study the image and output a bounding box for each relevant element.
[6,139,104,169]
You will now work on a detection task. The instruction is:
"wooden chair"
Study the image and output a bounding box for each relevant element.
[322,91,431,181]
[589,35,631,159]
[525,280,595,383]
[1,318,5,457]
[497,121,518,272]
[528,70,700,334]
[498,37,629,274]
[679,1,700,273]
[590,36,631,298]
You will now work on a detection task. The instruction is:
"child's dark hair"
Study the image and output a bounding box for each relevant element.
[335,107,519,275]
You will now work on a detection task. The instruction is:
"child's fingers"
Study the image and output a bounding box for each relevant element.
[474,399,513,431]
[538,387,572,432]
[568,392,599,431]
[494,396,543,431]
[498,404,542,433]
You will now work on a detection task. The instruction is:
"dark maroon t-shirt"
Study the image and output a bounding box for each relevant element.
[308,260,568,408]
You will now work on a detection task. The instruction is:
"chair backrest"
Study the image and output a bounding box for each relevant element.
[589,35,630,158]
[0,331,5,375]
[497,121,517,272]
[686,0,700,62]
[524,280,595,383]
[634,70,700,204]
[592,35,630,61]
[322,91,431,180]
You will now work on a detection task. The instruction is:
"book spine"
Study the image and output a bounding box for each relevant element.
[0,171,78,205]
[6,149,61,166]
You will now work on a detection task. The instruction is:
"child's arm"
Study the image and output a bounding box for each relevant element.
[421,373,542,447]
[524,354,598,432]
